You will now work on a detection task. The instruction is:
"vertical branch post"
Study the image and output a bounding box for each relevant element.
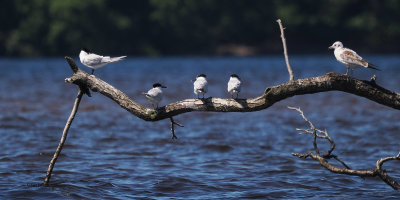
[276,19,294,81]
[44,89,84,185]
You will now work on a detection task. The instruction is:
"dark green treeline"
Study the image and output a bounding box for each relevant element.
[1,0,399,57]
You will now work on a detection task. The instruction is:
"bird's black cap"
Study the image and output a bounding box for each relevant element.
[197,74,207,78]
[230,74,239,78]
[153,83,167,88]
[81,48,91,53]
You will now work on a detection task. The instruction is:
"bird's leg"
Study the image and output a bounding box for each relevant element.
[91,69,95,74]
[345,67,349,75]
[236,93,239,99]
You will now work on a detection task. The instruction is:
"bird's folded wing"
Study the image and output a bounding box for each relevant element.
[101,56,112,63]
[340,49,366,66]
[146,89,157,97]
[84,54,105,65]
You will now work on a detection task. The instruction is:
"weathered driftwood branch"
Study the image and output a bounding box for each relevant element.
[44,88,84,186]
[289,107,400,190]
[276,19,294,81]
[64,56,400,122]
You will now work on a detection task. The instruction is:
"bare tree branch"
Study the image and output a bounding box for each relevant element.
[276,19,294,81]
[376,152,400,189]
[289,107,400,190]
[44,88,84,185]
[64,57,400,122]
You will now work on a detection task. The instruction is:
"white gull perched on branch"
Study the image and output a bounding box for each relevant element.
[329,41,380,76]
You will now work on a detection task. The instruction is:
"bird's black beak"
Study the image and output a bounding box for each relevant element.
[162,85,167,88]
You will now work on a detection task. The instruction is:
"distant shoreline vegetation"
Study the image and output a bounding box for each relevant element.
[1,1,400,57]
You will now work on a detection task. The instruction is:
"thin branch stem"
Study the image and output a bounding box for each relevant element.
[276,19,294,81]
[288,107,314,129]
[332,155,351,169]
[170,117,183,140]
[170,117,177,140]
[44,89,84,185]
[312,130,320,156]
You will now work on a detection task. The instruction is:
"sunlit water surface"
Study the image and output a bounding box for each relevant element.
[0,56,399,199]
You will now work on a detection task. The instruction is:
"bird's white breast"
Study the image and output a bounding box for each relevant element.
[334,48,347,65]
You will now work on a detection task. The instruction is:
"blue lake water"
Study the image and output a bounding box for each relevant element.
[0,56,399,199]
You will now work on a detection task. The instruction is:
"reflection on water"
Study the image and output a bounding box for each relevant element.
[0,56,399,199]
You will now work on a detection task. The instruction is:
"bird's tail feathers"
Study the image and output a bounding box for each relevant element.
[367,62,381,71]
[111,56,127,62]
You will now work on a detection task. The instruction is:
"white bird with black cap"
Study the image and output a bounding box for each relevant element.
[329,41,380,76]
[144,83,167,109]
[193,74,208,99]
[227,74,241,99]
[79,48,127,74]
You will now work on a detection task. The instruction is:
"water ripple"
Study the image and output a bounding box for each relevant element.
[1,57,399,199]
